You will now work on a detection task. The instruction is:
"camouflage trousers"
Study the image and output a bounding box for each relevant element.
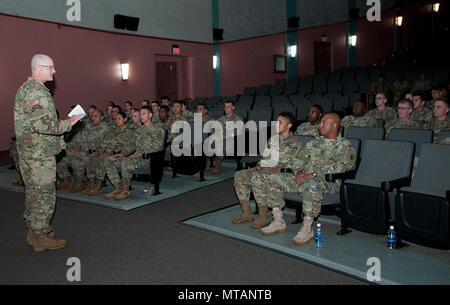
[104,156,147,187]
[18,155,57,235]
[235,169,339,218]
[85,155,107,181]
[56,150,88,181]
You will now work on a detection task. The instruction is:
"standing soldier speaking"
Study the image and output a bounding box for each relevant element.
[14,54,85,252]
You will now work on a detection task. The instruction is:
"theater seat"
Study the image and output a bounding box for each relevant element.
[395,143,450,249]
[339,140,414,235]
[345,126,385,155]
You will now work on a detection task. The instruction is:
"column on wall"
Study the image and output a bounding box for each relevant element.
[212,0,221,97]
[347,0,357,67]
[286,0,298,80]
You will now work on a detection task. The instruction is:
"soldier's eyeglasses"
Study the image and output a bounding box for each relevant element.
[39,65,55,70]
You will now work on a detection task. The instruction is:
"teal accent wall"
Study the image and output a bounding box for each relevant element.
[212,0,221,97]
[347,0,357,67]
[286,0,298,80]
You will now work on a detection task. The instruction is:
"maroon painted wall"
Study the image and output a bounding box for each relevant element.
[220,33,286,97]
[0,14,214,150]
[297,22,348,76]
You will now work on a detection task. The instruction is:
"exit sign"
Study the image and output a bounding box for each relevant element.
[172,45,180,55]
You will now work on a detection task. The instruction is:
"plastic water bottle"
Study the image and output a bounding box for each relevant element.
[314,223,323,248]
[387,225,396,250]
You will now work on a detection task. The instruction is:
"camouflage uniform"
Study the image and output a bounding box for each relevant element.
[9,137,19,169]
[424,117,450,143]
[234,133,303,206]
[425,99,436,110]
[152,112,161,123]
[366,106,397,123]
[167,114,190,143]
[105,122,165,187]
[14,77,72,235]
[341,115,377,130]
[252,136,356,217]
[392,80,411,105]
[411,80,431,94]
[371,81,392,99]
[214,113,244,158]
[294,122,320,136]
[440,137,450,144]
[86,124,136,181]
[385,118,420,137]
[410,107,433,126]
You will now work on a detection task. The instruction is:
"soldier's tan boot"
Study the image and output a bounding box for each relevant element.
[56,177,72,190]
[104,183,122,199]
[70,180,85,193]
[292,216,314,245]
[250,204,271,229]
[32,234,67,252]
[232,200,254,224]
[26,228,55,246]
[114,186,131,200]
[81,178,95,195]
[88,180,103,196]
[260,207,287,235]
[211,159,223,175]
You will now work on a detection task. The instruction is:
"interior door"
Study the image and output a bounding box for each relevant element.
[156,62,178,101]
[314,42,331,75]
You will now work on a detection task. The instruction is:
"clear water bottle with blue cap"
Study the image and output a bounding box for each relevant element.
[387,225,396,249]
[314,223,323,248]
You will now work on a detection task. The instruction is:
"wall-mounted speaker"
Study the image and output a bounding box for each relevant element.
[213,28,224,40]
[114,14,140,31]
[288,16,300,28]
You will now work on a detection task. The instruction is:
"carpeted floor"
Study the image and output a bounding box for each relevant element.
[182,202,450,285]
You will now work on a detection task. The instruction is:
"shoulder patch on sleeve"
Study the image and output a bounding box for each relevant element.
[28,99,39,107]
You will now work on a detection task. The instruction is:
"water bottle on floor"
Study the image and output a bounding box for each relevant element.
[387,225,396,250]
[314,223,322,248]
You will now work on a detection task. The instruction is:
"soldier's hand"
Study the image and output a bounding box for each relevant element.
[297,172,313,185]
[90,151,99,157]
[249,164,261,171]
[72,146,82,152]
[68,114,86,126]
[129,153,140,159]
[113,152,125,157]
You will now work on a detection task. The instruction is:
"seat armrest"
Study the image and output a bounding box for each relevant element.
[325,170,357,183]
[381,176,411,192]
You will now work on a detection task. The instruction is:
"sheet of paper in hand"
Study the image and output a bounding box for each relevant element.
[68,104,86,117]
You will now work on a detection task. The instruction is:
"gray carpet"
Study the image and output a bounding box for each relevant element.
[0,179,365,285]
[183,202,450,285]
[0,161,237,211]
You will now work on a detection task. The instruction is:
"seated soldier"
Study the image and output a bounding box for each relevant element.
[83,111,136,196]
[392,74,411,105]
[105,105,121,128]
[366,92,397,123]
[410,93,433,126]
[212,100,244,174]
[141,99,150,107]
[425,86,444,110]
[424,99,450,143]
[370,75,392,103]
[103,106,165,200]
[81,109,110,194]
[295,105,323,136]
[411,73,431,95]
[124,101,133,118]
[251,113,356,244]
[181,100,194,120]
[194,103,213,172]
[151,101,161,123]
[385,99,419,137]
[341,101,377,133]
[232,112,303,231]
[128,108,141,130]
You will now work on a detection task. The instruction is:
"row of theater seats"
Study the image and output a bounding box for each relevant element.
[241,64,449,97]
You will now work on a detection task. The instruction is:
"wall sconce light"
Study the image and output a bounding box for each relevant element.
[395,16,403,27]
[121,63,129,80]
[433,3,440,13]
[348,35,357,47]
[213,55,218,70]
[289,45,297,58]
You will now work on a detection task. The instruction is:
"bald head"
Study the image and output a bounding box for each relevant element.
[319,113,341,139]
[31,54,55,83]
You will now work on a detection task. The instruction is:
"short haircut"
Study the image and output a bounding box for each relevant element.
[151,100,160,106]
[112,105,121,111]
[197,103,208,110]
[377,92,387,99]
[277,112,295,125]
[310,104,324,114]
[125,101,132,106]
[116,111,127,119]
[160,105,170,112]
[413,93,426,101]
[93,109,104,117]
[161,96,170,100]
[432,86,443,91]
[398,99,413,109]
[142,99,150,105]
[87,104,97,110]
[172,100,183,106]
[434,99,449,107]
[181,100,188,107]
[225,100,235,106]
[140,105,153,113]
[30,54,48,70]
